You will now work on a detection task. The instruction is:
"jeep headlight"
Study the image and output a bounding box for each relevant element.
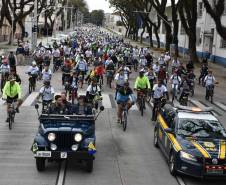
[74,133,82,142]
[48,133,56,142]
[180,151,197,162]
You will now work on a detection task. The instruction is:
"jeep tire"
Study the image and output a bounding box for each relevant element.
[36,158,46,171]
[85,160,93,173]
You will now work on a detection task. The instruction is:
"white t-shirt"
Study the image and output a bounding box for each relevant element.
[204,75,215,86]
[39,86,55,101]
[87,85,101,95]
[153,84,168,99]
[115,73,128,86]
[170,75,181,85]
[42,69,52,81]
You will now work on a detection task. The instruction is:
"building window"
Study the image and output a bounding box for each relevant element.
[220,39,226,48]
[198,2,203,17]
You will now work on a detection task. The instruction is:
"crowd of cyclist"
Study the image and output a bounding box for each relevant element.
[0,27,218,123]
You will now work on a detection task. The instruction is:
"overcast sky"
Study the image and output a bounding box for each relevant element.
[85,0,114,13]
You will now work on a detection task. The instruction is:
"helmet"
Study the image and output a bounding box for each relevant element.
[44,81,50,86]
[8,75,16,82]
[139,69,145,73]
[32,61,37,66]
[3,59,8,64]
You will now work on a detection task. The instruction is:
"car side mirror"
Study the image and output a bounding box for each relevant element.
[100,106,104,111]
[165,128,175,135]
[35,103,39,110]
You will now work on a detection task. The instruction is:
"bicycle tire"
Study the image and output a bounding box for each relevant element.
[8,113,12,130]
[29,83,32,94]
[122,111,127,131]
[139,97,144,116]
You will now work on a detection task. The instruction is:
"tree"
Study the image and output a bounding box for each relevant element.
[152,0,172,51]
[90,10,105,26]
[203,0,226,40]
[178,0,199,62]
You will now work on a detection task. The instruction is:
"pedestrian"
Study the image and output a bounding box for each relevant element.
[16,43,25,65]
[7,51,17,71]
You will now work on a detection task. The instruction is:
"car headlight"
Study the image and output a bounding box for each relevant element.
[74,133,82,142]
[180,151,197,162]
[48,133,56,141]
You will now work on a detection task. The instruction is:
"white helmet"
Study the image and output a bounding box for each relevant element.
[32,61,37,66]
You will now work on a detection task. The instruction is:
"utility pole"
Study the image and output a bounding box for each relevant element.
[32,0,38,50]
[70,6,73,30]
[64,0,68,31]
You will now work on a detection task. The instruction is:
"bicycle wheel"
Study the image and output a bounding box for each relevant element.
[29,82,32,94]
[140,98,144,116]
[122,111,127,132]
[8,113,12,130]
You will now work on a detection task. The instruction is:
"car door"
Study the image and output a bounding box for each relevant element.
[157,114,171,156]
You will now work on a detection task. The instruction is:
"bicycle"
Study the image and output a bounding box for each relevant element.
[69,86,78,104]
[120,102,128,132]
[106,70,114,88]
[152,97,166,121]
[171,84,179,103]
[8,100,17,130]
[28,74,37,94]
[137,89,146,116]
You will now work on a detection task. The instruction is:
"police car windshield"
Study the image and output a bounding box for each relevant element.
[177,118,226,139]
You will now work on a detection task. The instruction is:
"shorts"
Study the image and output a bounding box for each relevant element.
[6,95,18,104]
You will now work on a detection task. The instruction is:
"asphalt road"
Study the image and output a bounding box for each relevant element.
[1,37,226,185]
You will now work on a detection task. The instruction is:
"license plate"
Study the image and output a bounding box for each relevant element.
[36,151,51,158]
[206,169,223,174]
[60,152,67,159]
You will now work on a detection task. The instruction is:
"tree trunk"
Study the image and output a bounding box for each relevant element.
[147,25,153,47]
[8,20,17,45]
[18,20,25,41]
[165,23,172,51]
[188,34,199,63]
[154,26,160,48]
[140,26,145,44]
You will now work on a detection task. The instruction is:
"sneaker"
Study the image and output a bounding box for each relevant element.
[5,118,9,122]
[15,108,19,113]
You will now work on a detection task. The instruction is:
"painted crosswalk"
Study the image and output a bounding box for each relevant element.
[1,91,226,115]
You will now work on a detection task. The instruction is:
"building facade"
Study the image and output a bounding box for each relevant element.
[147,0,226,65]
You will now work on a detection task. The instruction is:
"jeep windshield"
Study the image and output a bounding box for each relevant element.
[177,118,226,139]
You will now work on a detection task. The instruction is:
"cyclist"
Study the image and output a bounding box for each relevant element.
[171,56,180,73]
[139,55,147,69]
[7,51,17,71]
[0,59,10,92]
[10,68,21,84]
[152,80,168,121]
[116,82,134,123]
[145,68,156,97]
[115,69,128,99]
[74,55,88,86]
[37,81,55,112]
[134,69,151,109]
[26,61,39,85]
[86,78,102,109]
[204,70,216,100]
[170,71,181,101]
[2,75,22,122]
[42,65,52,82]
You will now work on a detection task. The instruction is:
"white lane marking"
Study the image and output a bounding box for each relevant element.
[173,100,180,107]
[102,94,112,109]
[214,102,226,111]
[130,104,138,110]
[0,98,5,105]
[190,99,218,117]
[21,92,39,106]
[56,160,66,185]
[176,176,186,185]
[190,99,205,109]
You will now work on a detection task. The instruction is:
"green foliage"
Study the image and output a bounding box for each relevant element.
[90,10,105,26]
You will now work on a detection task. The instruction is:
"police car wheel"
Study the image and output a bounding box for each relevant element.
[36,158,46,171]
[154,129,159,148]
[169,152,177,176]
[85,160,93,173]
